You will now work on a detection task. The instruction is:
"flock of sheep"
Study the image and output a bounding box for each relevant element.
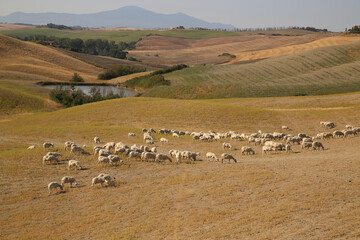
[39,122,359,195]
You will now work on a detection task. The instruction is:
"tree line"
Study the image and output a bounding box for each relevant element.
[17,35,137,59]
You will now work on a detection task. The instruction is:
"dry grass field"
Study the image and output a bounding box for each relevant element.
[129,31,335,66]
[0,93,360,239]
[0,35,102,83]
[1,29,360,239]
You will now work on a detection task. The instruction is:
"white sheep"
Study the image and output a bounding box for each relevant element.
[98,149,111,157]
[64,141,75,151]
[46,152,62,158]
[142,152,156,162]
[91,177,106,188]
[61,176,79,187]
[241,146,255,155]
[128,133,136,138]
[70,145,86,155]
[155,154,172,163]
[48,182,63,195]
[206,152,219,162]
[128,151,141,161]
[43,142,54,151]
[285,144,292,153]
[301,142,313,150]
[108,154,123,166]
[222,142,232,150]
[312,142,324,150]
[68,160,83,170]
[151,147,157,153]
[282,126,291,131]
[43,155,59,165]
[103,142,116,151]
[98,156,110,166]
[94,137,100,144]
[172,133,180,138]
[160,138,169,143]
[221,153,237,163]
[262,145,275,155]
[27,145,35,150]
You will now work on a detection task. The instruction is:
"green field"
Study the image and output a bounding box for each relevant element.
[0,28,241,43]
[142,40,360,98]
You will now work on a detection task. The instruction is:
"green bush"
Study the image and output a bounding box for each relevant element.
[98,65,146,80]
[70,73,84,83]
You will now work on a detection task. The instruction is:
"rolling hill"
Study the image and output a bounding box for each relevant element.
[143,39,360,98]
[0,34,102,82]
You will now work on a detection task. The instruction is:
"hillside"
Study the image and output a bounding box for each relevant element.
[0,93,360,239]
[143,39,360,98]
[0,34,102,82]
[130,31,335,66]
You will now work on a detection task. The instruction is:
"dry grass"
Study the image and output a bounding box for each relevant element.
[0,93,360,239]
[0,35,102,83]
[130,32,335,66]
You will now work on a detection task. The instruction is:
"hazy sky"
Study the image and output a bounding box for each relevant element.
[0,0,359,31]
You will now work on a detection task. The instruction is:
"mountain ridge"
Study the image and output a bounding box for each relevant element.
[0,6,235,29]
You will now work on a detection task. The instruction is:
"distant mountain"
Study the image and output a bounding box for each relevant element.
[0,6,235,30]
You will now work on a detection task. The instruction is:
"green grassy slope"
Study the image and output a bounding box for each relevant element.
[143,40,360,98]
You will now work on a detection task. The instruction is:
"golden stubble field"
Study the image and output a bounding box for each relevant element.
[0,94,360,239]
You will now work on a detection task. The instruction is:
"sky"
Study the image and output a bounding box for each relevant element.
[0,0,359,32]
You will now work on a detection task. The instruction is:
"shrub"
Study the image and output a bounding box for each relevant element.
[98,65,147,80]
[125,75,169,89]
[70,73,84,83]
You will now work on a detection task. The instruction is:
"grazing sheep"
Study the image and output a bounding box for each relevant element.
[27,145,35,150]
[221,153,237,163]
[222,142,232,150]
[301,142,313,150]
[298,133,307,139]
[241,146,255,155]
[312,141,324,150]
[160,138,169,143]
[322,132,333,140]
[64,141,75,151]
[61,176,79,187]
[285,144,292,153]
[70,145,88,155]
[262,146,276,155]
[91,177,106,188]
[146,139,154,145]
[173,133,180,138]
[103,142,116,152]
[142,152,156,162]
[68,160,83,170]
[94,137,100,144]
[128,151,141,161]
[46,152,62,157]
[302,137,313,143]
[108,155,123,166]
[43,142,54,151]
[155,154,172,163]
[321,121,335,129]
[48,182,63,195]
[98,156,110,166]
[343,129,356,137]
[287,136,302,145]
[93,146,104,156]
[206,152,219,162]
[345,125,353,130]
[151,147,157,153]
[282,126,291,131]
[333,130,345,138]
[128,133,136,138]
[43,155,59,165]
[175,152,182,164]
[98,149,111,157]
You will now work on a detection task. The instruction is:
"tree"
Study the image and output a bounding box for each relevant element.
[70,73,84,83]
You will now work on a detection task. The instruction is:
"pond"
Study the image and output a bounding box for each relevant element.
[43,85,136,98]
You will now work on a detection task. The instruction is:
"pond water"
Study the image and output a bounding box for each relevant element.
[43,85,136,98]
